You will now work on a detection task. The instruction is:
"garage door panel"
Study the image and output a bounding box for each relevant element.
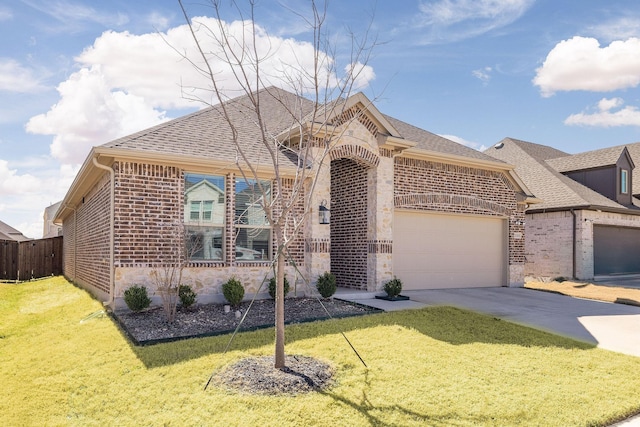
[393,211,506,290]
[594,225,640,275]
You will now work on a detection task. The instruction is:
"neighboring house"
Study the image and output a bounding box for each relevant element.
[43,201,63,238]
[0,220,31,242]
[55,87,533,308]
[486,137,640,280]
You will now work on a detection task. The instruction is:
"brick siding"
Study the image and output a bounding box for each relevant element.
[113,162,183,267]
[394,156,525,269]
[64,173,111,295]
[330,158,369,288]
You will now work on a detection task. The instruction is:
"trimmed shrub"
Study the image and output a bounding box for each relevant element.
[178,284,197,309]
[268,276,290,299]
[383,277,403,298]
[123,285,151,312]
[316,272,337,298]
[222,278,244,309]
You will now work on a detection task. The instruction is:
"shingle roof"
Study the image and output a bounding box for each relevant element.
[485,137,630,211]
[383,115,501,162]
[571,141,640,196]
[546,146,630,172]
[102,86,316,167]
[101,86,502,167]
[0,220,31,242]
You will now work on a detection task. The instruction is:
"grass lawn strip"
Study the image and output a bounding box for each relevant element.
[2,277,640,426]
[526,280,640,306]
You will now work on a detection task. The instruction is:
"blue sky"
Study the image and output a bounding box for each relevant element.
[2,0,640,238]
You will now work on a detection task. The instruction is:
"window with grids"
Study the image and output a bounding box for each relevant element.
[234,178,271,261]
[184,173,225,260]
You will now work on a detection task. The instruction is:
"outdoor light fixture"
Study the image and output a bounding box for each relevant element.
[319,200,330,224]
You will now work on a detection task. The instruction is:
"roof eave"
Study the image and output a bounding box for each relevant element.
[526,204,640,216]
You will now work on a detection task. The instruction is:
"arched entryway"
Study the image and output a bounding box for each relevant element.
[328,142,380,289]
[330,158,369,288]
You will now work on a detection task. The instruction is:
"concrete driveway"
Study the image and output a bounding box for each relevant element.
[401,287,640,357]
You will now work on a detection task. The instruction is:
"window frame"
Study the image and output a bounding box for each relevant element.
[621,168,629,194]
[234,177,272,262]
[184,173,226,262]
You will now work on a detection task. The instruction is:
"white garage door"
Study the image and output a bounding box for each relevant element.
[393,210,507,290]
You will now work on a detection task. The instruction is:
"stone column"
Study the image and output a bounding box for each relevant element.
[367,155,394,291]
[304,148,331,292]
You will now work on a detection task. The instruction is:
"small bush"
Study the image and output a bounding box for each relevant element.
[123,285,151,312]
[383,277,403,298]
[178,284,197,309]
[222,278,244,309]
[268,276,290,299]
[316,272,337,298]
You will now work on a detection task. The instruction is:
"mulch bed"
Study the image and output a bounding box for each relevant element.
[210,355,334,395]
[113,297,381,346]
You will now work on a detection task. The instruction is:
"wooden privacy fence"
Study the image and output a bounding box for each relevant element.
[0,237,63,281]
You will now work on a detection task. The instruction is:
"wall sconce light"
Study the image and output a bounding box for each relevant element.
[319,200,330,224]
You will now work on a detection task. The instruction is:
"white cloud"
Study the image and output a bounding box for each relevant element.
[415,0,534,43]
[344,62,376,91]
[533,37,640,97]
[27,16,370,165]
[0,59,47,93]
[472,66,492,85]
[440,134,487,151]
[588,17,640,42]
[148,11,172,31]
[0,158,78,239]
[0,159,41,195]
[564,97,640,127]
[26,67,168,164]
[23,0,128,30]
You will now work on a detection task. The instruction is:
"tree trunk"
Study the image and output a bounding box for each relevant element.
[274,226,286,369]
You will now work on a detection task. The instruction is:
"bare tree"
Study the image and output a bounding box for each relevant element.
[177,0,378,368]
[151,222,200,323]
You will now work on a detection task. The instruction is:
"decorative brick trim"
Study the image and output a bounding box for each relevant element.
[330,144,380,168]
[379,148,394,158]
[395,193,511,216]
[331,105,379,137]
[187,261,225,268]
[306,238,330,253]
[368,240,393,254]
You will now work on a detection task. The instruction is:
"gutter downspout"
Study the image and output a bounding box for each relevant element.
[570,209,576,279]
[92,156,115,308]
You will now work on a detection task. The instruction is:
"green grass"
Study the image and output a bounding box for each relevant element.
[2,277,640,426]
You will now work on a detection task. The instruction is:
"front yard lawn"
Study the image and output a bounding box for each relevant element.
[2,277,640,426]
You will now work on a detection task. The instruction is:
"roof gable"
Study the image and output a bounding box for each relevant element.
[547,146,634,172]
[0,220,30,242]
[485,137,632,211]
